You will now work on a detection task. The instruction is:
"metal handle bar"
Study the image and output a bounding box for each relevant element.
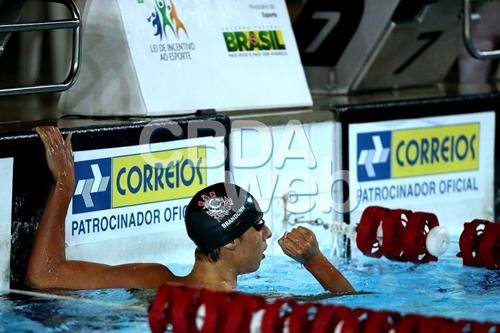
[0,0,81,96]
[463,0,500,60]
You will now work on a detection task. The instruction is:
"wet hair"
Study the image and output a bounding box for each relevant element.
[194,247,221,262]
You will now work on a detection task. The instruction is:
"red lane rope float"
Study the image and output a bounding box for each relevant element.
[170,286,201,332]
[148,283,500,333]
[339,308,371,333]
[356,206,439,263]
[197,290,229,332]
[261,298,293,333]
[454,319,500,333]
[148,284,268,333]
[478,222,500,269]
[380,210,410,261]
[221,292,265,333]
[148,283,171,333]
[403,212,439,263]
[363,310,400,333]
[309,305,350,333]
[287,302,317,333]
[395,314,428,333]
[356,206,389,258]
[458,219,500,269]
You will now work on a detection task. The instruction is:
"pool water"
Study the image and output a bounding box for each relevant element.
[239,242,500,323]
[1,242,499,332]
[0,289,151,332]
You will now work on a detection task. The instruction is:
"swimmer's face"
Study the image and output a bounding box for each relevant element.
[236,219,272,274]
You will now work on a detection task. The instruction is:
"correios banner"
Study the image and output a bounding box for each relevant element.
[66,137,225,246]
[348,112,495,236]
[117,0,312,114]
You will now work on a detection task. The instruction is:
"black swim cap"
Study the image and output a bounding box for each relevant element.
[185,183,263,252]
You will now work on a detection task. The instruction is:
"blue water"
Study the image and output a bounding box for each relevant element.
[1,242,499,332]
[0,289,150,332]
[240,245,500,322]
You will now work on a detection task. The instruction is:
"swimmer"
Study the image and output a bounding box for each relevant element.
[26,126,354,293]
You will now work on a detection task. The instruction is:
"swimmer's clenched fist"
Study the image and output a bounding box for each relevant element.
[278,226,355,293]
[278,226,320,265]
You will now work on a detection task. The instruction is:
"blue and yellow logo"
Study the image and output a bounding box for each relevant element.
[73,158,112,214]
[146,0,188,40]
[73,147,207,214]
[357,123,479,182]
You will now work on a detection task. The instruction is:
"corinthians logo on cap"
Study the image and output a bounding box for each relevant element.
[198,191,233,221]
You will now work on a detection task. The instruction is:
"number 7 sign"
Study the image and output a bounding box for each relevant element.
[293,0,364,67]
[293,0,469,93]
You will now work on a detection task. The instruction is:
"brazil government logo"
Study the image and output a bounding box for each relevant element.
[357,123,480,182]
[223,30,286,52]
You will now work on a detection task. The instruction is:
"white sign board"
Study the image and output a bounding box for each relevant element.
[349,112,495,237]
[66,137,225,265]
[117,0,312,114]
[0,158,13,291]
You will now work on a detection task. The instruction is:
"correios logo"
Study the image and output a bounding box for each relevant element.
[73,158,112,214]
[357,132,391,181]
[357,123,480,182]
[146,0,188,40]
[72,147,207,214]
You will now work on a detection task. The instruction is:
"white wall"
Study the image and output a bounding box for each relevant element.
[0,158,13,291]
[230,119,344,256]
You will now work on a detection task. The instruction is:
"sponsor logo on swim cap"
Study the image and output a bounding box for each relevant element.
[198,191,233,221]
[221,205,245,229]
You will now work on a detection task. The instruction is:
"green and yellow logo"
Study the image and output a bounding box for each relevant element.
[223,30,286,52]
[112,147,207,207]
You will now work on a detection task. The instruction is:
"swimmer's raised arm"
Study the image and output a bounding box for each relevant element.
[278,226,354,293]
[26,126,173,290]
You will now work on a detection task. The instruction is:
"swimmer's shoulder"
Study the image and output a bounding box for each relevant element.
[118,263,176,288]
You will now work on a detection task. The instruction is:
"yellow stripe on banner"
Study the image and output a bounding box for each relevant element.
[112,147,207,207]
[392,123,479,178]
